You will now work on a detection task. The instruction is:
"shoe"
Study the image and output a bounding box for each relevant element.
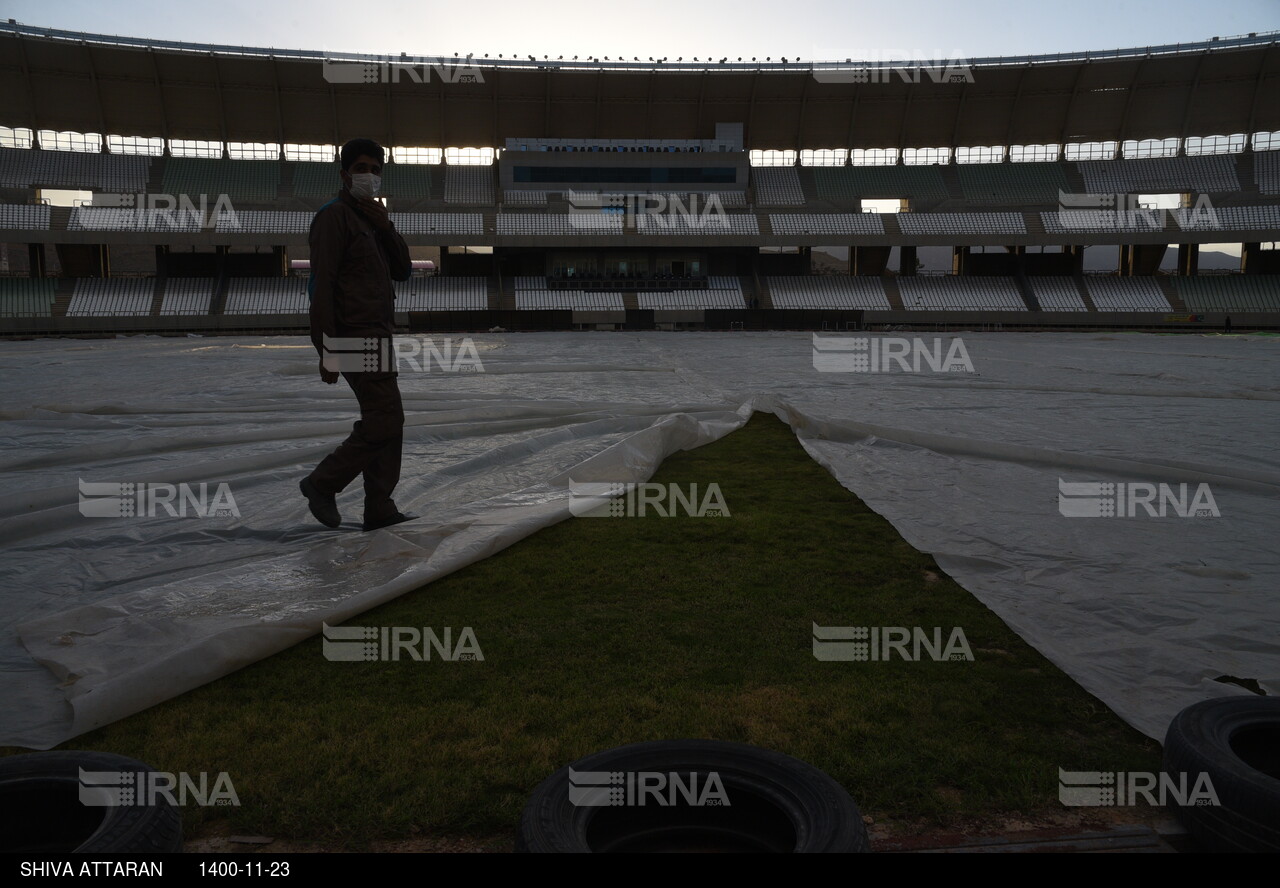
[300,477,341,528]
[362,510,417,532]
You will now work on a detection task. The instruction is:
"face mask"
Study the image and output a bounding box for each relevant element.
[348,172,381,199]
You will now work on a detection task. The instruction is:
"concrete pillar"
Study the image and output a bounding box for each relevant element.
[952,246,968,275]
[899,245,918,276]
[1176,243,1199,276]
[28,243,45,277]
[852,246,890,276]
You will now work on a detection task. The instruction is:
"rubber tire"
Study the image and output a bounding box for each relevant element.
[0,751,183,853]
[517,739,869,853]
[1162,696,1280,852]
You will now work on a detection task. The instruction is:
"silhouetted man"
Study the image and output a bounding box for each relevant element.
[299,138,414,531]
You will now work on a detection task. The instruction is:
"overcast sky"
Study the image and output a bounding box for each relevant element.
[5,0,1279,60]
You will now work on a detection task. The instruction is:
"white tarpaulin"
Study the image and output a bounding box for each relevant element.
[1,331,1276,748]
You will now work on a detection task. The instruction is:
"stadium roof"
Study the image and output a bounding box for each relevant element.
[2,22,1278,151]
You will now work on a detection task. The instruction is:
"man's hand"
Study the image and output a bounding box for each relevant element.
[356,197,392,232]
[319,359,339,384]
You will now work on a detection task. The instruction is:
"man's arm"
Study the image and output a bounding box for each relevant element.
[354,197,412,282]
[308,206,344,381]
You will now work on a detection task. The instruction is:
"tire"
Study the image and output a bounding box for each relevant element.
[518,740,869,853]
[0,751,183,853]
[1162,696,1280,852]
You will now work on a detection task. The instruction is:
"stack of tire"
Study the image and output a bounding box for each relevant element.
[1163,697,1280,852]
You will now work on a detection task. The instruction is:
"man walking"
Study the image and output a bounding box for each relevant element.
[299,138,415,532]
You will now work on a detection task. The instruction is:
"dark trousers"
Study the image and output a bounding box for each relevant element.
[310,371,404,520]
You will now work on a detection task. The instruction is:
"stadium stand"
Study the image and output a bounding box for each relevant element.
[515,287,626,310]
[635,213,760,234]
[767,276,891,310]
[956,161,1070,204]
[0,147,150,191]
[1041,210,1168,233]
[0,203,51,229]
[391,276,488,311]
[898,276,1028,311]
[498,214,624,235]
[159,278,216,315]
[290,162,340,198]
[223,278,310,314]
[216,210,313,233]
[161,158,280,202]
[1084,277,1172,311]
[1027,277,1089,311]
[69,205,206,232]
[813,165,949,204]
[898,212,1026,235]
[382,164,437,200]
[0,278,56,317]
[1171,274,1280,312]
[390,213,484,235]
[768,213,885,235]
[503,190,550,205]
[444,165,495,204]
[1256,151,1280,196]
[1173,204,1280,231]
[751,167,806,205]
[67,278,154,316]
[1077,154,1240,194]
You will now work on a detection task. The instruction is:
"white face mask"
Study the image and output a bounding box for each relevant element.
[348,172,381,199]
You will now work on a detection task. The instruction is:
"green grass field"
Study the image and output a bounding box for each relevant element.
[4,413,1161,848]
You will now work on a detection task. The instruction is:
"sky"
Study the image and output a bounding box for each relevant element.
[5,0,1279,61]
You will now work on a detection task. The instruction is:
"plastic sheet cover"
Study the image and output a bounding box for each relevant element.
[1,331,1276,748]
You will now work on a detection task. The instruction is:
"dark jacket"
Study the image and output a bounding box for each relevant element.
[308,189,412,354]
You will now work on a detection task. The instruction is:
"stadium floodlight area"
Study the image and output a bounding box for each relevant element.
[897,212,1026,235]
[1026,277,1089,312]
[67,278,153,317]
[159,278,216,315]
[767,276,891,310]
[1084,277,1173,311]
[0,203,51,229]
[223,278,310,314]
[898,276,1028,311]
[768,214,886,236]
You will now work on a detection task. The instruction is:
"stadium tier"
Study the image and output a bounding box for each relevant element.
[898,276,1029,311]
[1026,278,1089,312]
[767,276,891,310]
[391,277,489,311]
[2,25,1280,332]
[0,277,56,316]
[1084,277,1172,311]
